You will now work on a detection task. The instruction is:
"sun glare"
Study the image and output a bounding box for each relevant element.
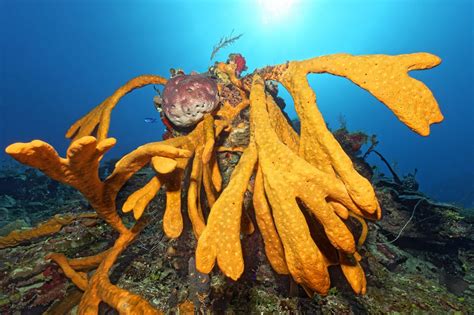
[258,0,298,25]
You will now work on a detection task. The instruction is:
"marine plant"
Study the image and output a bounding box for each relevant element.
[2,52,443,314]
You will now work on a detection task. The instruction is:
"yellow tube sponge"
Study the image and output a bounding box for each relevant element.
[265,94,300,153]
[47,253,89,290]
[196,142,257,280]
[3,52,443,309]
[78,221,160,314]
[187,146,206,238]
[161,160,187,239]
[0,213,96,249]
[6,137,191,234]
[339,252,367,295]
[66,75,167,142]
[304,53,443,136]
[122,176,162,220]
[250,75,372,294]
[151,156,178,174]
[253,167,288,274]
[257,53,442,219]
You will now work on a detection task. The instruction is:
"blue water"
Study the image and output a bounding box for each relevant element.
[1,0,472,207]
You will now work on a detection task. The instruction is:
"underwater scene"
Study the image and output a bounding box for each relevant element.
[0,0,473,314]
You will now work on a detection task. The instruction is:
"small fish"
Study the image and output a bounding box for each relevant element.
[144,117,158,123]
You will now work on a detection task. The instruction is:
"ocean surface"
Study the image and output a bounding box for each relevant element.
[1,0,473,207]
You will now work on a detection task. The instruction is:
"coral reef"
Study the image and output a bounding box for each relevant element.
[3,52,446,313]
[1,150,472,314]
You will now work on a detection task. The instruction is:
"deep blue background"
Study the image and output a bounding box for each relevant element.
[1,0,472,206]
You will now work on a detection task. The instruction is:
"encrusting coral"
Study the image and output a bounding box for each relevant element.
[4,52,443,313]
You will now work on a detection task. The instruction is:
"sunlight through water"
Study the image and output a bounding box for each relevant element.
[257,0,299,25]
